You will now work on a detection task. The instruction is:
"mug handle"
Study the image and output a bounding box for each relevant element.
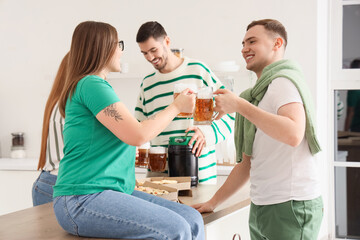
[211,94,219,121]
[212,111,219,121]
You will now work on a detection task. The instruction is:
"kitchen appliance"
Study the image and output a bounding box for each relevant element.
[168,136,198,186]
[11,132,26,159]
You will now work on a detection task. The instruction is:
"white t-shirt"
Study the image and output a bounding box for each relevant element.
[250,77,321,205]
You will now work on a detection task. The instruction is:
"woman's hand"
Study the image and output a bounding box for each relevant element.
[186,127,205,157]
[213,89,241,120]
[191,201,215,213]
[173,88,196,114]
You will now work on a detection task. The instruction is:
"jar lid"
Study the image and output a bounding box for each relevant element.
[12,132,24,136]
[169,136,192,146]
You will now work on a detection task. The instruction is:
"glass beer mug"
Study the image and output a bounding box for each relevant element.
[148,147,167,172]
[136,142,150,168]
[173,83,198,118]
[194,87,217,125]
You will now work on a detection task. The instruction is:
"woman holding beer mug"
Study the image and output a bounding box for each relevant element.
[53,21,204,240]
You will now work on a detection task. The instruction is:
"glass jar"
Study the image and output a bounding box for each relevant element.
[171,48,184,58]
[11,132,26,158]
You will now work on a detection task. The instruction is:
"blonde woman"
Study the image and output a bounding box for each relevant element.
[53,21,204,240]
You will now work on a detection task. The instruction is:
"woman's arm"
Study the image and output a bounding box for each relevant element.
[96,89,195,146]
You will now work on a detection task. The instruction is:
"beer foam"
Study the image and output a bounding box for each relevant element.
[149,146,166,154]
[197,87,213,99]
[139,142,150,149]
[174,83,198,93]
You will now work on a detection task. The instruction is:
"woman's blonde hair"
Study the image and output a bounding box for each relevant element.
[59,21,118,117]
[38,53,69,170]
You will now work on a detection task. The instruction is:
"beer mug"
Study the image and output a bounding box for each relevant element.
[149,147,167,172]
[136,142,150,168]
[173,83,198,118]
[194,86,217,125]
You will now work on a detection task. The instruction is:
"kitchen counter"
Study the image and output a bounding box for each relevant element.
[0,176,250,240]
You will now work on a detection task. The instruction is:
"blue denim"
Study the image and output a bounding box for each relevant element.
[53,190,205,240]
[32,170,57,206]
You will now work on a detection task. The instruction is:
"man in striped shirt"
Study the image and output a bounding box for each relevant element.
[135,21,234,184]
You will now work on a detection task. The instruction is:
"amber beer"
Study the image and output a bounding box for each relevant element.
[173,83,198,118]
[194,98,214,124]
[135,142,150,168]
[137,149,149,168]
[149,147,167,172]
[194,87,214,125]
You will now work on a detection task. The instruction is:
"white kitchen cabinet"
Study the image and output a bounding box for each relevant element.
[0,170,39,215]
[0,168,146,216]
[205,205,250,240]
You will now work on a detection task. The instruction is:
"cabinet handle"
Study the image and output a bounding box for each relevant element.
[232,233,241,240]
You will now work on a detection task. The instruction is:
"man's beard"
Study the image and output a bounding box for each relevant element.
[155,46,168,71]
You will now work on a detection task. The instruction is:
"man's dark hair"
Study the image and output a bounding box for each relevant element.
[136,21,167,43]
[247,19,288,48]
[350,59,360,69]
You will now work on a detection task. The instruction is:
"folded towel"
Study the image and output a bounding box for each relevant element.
[235,59,321,162]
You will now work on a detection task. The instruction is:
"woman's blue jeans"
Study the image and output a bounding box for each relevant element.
[32,171,57,206]
[53,190,205,240]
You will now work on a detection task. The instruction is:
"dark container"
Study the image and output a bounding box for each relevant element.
[168,136,198,187]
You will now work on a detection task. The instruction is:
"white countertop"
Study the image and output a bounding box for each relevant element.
[0,158,235,175]
[0,158,39,171]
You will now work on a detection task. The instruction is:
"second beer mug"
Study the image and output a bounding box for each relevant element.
[194,87,217,125]
[136,142,150,168]
[149,147,167,172]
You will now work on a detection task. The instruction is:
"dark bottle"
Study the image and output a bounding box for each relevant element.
[168,136,198,187]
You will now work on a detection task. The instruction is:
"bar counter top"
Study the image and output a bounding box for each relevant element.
[0,176,250,240]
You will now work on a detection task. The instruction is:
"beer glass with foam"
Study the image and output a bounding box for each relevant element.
[149,147,167,172]
[194,86,216,125]
[136,142,150,168]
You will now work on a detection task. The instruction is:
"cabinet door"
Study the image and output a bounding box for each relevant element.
[205,205,250,240]
[0,171,39,215]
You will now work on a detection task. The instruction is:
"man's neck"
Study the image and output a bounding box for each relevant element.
[256,57,284,79]
[159,53,184,74]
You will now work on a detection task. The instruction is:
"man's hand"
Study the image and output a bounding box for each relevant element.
[186,126,205,157]
[213,89,241,120]
[191,201,216,213]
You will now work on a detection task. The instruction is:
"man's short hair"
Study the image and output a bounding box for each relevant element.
[247,19,288,48]
[136,21,167,43]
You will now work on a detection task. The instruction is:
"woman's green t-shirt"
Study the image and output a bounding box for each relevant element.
[53,75,135,198]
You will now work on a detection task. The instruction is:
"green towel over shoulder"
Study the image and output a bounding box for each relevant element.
[235,59,321,162]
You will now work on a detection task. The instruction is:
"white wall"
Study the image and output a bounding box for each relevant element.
[0,0,329,238]
[0,0,319,158]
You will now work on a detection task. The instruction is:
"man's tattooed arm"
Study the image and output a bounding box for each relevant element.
[103,104,123,121]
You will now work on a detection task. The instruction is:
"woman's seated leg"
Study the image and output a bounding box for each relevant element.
[53,189,204,240]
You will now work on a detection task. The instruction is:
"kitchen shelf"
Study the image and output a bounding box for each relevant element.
[0,158,38,171]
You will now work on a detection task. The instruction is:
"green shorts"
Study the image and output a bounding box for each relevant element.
[249,196,323,240]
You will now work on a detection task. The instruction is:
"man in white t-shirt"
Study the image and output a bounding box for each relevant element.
[192,19,323,239]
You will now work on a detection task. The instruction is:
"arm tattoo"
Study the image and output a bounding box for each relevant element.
[103,104,123,121]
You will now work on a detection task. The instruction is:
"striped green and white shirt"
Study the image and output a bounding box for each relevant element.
[44,104,64,171]
[135,57,234,184]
